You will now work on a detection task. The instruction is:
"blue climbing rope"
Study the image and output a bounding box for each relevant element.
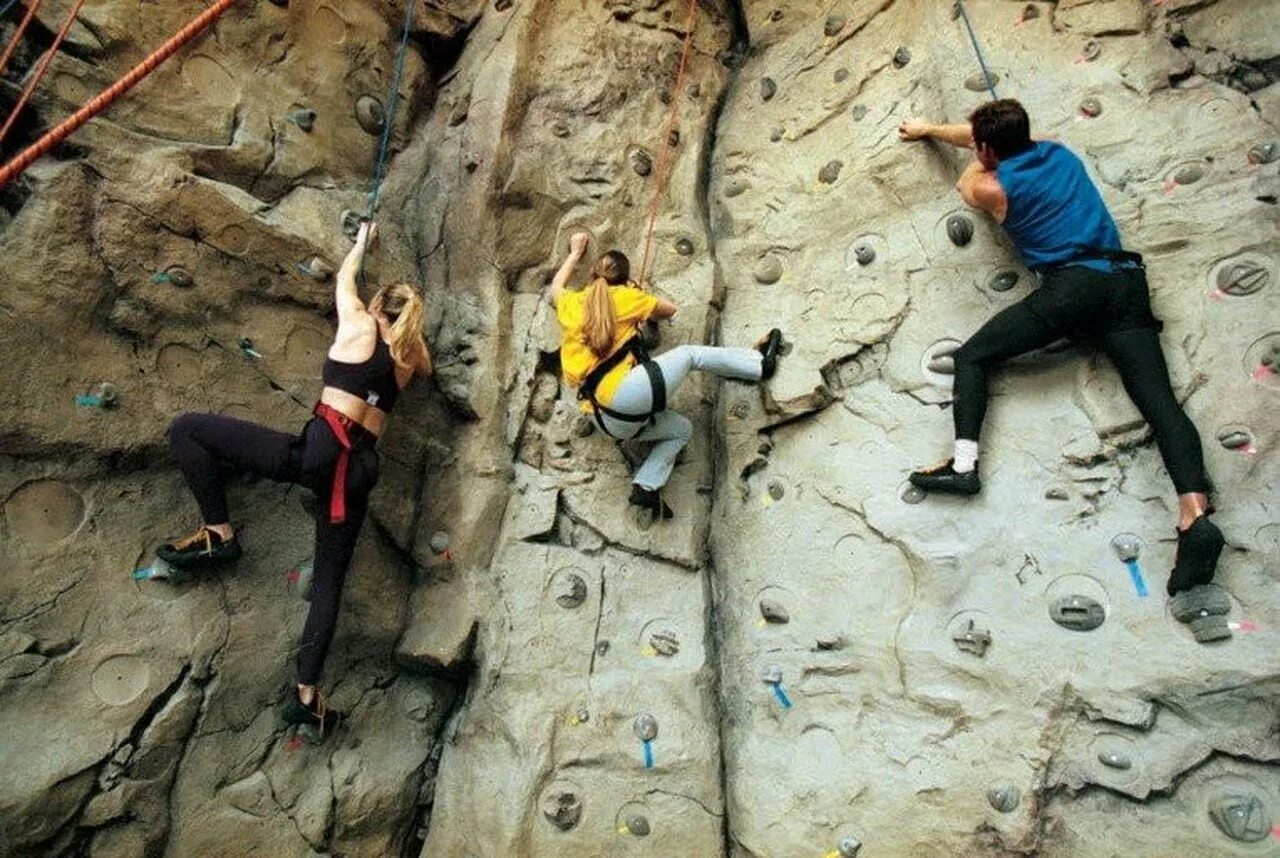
[954,0,1000,100]
[366,0,415,217]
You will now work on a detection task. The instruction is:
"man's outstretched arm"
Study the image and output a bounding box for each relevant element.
[898,119,973,149]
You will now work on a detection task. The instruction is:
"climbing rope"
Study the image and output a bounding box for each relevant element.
[636,0,699,288]
[954,0,1000,100]
[365,0,415,218]
[0,0,238,189]
[0,0,43,82]
[0,0,88,147]
[0,0,23,23]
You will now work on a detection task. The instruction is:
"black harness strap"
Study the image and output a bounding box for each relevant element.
[578,337,665,439]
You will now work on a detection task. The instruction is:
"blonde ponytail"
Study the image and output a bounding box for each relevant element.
[583,249,630,358]
[372,283,433,377]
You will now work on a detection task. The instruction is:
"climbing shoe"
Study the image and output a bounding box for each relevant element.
[281,688,340,739]
[1166,516,1225,596]
[156,526,242,569]
[629,484,674,520]
[757,328,784,380]
[908,458,981,496]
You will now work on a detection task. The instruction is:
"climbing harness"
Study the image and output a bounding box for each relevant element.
[0,0,87,147]
[576,337,666,438]
[365,0,415,218]
[953,0,999,100]
[0,0,41,82]
[312,402,358,525]
[636,0,699,287]
[0,0,239,189]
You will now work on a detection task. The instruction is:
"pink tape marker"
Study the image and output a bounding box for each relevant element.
[285,735,305,753]
[1208,287,1225,301]
[1252,364,1273,383]
[1162,178,1178,194]
[286,569,300,584]
[1271,824,1280,839]
[1228,620,1257,633]
[1240,444,1259,456]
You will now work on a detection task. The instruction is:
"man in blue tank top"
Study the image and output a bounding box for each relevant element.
[896,99,1223,598]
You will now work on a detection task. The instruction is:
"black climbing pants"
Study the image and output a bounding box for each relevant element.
[950,264,1209,495]
[167,412,380,685]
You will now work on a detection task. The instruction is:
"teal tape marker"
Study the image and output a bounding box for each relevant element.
[1111,533,1148,598]
[633,713,658,770]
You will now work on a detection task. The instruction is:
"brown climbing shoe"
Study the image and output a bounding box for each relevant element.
[757,328,784,380]
[281,688,340,739]
[157,526,242,569]
[1166,516,1225,596]
[908,458,981,496]
[629,484,673,520]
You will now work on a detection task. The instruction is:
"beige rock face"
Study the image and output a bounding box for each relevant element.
[1,0,1277,856]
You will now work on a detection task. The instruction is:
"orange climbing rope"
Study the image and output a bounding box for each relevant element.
[0,0,88,147]
[0,0,239,189]
[0,0,42,81]
[636,0,699,288]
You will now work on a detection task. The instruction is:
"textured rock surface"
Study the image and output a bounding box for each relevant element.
[1,1,1278,857]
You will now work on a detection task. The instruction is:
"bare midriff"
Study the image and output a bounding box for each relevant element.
[319,387,387,436]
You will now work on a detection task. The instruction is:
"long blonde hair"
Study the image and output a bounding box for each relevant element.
[584,250,630,357]
[371,283,433,377]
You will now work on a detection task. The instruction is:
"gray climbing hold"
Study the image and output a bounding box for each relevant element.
[551,120,571,138]
[1217,260,1269,296]
[769,126,784,142]
[724,179,750,197]
[852,241,875,266]
[988,784,1020,813]
[625,814,650,836]
[630,148,653,177]
[952,619,992,657]
[1044,486,1069,500]
[989,270,1019,292]
[769,9,783,22]
[1217,429,1252,450]
[818,160,844,184]
[837,836,862,858]
[495,0,512,10]
[761,664,783,685]
[892,46,911,68]
[851,104,868,122]
[1247,141,1278,165]
[964,71,999,92]
[1168,585,1231,623]
[759,599,790,624]
[667,129,680,148]
[166,267,194,289]
[595,640,610,656]
[341,209,362,240]
[834,67,849,83]
[649,629,679,656]
[675,238,694,256]
[429,531,450,554]
[824,14,846,36]
[1208,793,1271,842]
[1188,615,1232,643]
[633,713,658,742]
[900,484,926,505]
[927,354,956,375]
[1110,533,1141,564]
[1021,4,1040,21]
[753,255,783,285]
[1172,163,1206,186]
[575,708,590,723]
[296,257,333,282]
[760,77,777,101]
[1049,595,1106,631]
[541,790,581,831]
[767,480,784,500]
[946,214,974,247]
[1081,40,1101,62]
[354,96,386,135]
[1079,97,1102,117]
[286,108,316,132]
[553,572,587,609]
[1098,751,1131,770]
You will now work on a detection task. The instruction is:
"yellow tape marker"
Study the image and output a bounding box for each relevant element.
[640,645,657,657]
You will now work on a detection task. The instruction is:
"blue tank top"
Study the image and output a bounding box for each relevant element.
[996,141,1124,272]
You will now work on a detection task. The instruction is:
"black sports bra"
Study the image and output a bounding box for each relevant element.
[322,337,400,412]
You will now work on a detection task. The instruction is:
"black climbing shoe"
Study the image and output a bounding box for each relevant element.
[281,688,340,739]
[629,484,674,520]
[1166,516,1225,596]
[757,328,784,381]
[908,458,981,496]
[156,526,242,569]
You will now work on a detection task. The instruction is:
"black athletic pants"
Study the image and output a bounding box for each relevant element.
[167,412,380,685]
[951,264,1209,495]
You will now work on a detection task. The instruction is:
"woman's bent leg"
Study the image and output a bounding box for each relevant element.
[167,412,298,524]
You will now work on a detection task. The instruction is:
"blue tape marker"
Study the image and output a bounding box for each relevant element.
[1125,559,1149,598]
[132,566,155,581]
[771,683,793,710]
[642,739,654,769]
[75,395,104,408]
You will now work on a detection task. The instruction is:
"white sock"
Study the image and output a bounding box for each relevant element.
[953,440,979,473]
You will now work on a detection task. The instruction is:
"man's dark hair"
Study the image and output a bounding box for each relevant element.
[969,99,1033,159]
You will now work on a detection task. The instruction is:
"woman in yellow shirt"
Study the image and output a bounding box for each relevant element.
[551,233,782,517]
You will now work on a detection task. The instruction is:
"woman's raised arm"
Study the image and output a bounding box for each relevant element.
[548,232,590,306]
[335,222,376,322]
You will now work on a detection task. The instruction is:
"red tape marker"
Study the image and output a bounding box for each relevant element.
[285,735,305,753]
[286,569,300,584]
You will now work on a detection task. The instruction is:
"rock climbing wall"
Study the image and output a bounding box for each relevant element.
[1,0,1278,856]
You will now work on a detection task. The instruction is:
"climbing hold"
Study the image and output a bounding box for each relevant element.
[1208,793,1271,842]
[834,67,849,83]
[1246,141,1277,165]
[354,96,385,135]
[851,104,868,122]
[723,179,750,198]
[892,46,911,68]
[1172,163,1206,186]
[630,148,653,176]
[989,270,1019,292]
[541,789,582,831]
[952,619,991,657]
[429,531,450,554]
[75,382,119,409]
[927,354,956,374]
[766,480,784,501]
[760,77,776,101]
[900,483,926,504]
[286,108,316,132]
[837,836,862,857]
[759,598,790,624]
[964,71,999,92]
[686,82,701,98]
[575,708,590,723]
[1081,40,1101,62]
[551,120,571,138]
[852,241,875,266]
[237,337,261,359]
[1217,428,1252,450]
[158,266,194,289]
[552,571,587,609]
[625,814,650,836]
[633,713,658,742]
[674,238,694,256]
[133,556,186,583]
[753,255,783,285]
[1097,751,1131,770]
[1168,585,1231,623]
[296,257,333,283]
[946,214,974,247]
[1216,259,1269,296]
[761,664,793,709]
[1079,97,1102,117]
[824,14,846,37]
[667,129,680,148]
[495,0,512,10]
[1110,533,1141,564]
[1049,595,1106,631]
[987,785,1020,813]
[649,629,679,656]
[1021,4,1040,21]
[340,209,362,240]
[1188,615,1232,643]
[818,160,843,184]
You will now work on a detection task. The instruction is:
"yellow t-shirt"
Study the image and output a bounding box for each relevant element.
[557,283,659,413]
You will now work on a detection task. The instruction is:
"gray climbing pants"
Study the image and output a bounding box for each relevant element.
[599,345,762,490]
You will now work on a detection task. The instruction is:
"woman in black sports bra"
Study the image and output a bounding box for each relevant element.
[159,221,432,733]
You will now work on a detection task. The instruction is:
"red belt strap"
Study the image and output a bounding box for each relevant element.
[314,403,355,524]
